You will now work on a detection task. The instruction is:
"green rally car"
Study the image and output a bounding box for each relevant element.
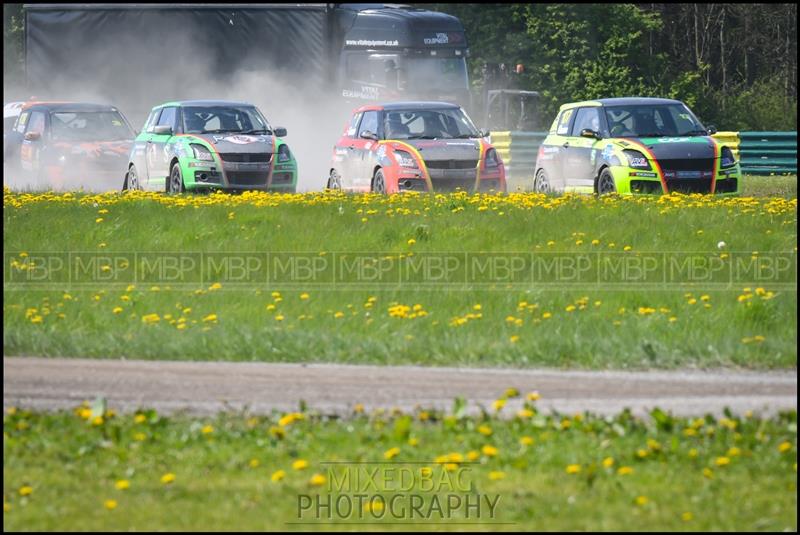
[533,98,740,195]
[124,100,297,192]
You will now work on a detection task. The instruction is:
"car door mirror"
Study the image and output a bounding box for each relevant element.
[153,125,173,135]
[580,128,601,139]
[360,130,379,141]
[273,127,287,138]
[24,131,41,142]
[706,124,718,135]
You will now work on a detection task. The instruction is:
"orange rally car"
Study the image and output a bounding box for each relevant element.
[328,101,506,193]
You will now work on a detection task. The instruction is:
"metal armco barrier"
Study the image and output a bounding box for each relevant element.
[736,131,797,175]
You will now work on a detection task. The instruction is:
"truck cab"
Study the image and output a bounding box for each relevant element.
[337,6,470,107]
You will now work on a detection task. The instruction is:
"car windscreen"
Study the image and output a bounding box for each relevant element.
[604,104,707,138]
[384,108,480,140]
[182,106,271,135]
[50,111,135,142]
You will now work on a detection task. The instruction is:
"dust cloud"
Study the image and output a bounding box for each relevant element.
[3,14,353,192]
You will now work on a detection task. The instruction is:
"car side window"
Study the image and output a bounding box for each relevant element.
[155,107,177,130]
[143,110,159,133]
[570,107,601,136]
[555,109,574,136]
[346,113,362,138]
[359,111,379,137]
[26,111,46,135]
[15,112,29,134]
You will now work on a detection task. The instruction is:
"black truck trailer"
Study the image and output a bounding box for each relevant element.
[23,3,472,120]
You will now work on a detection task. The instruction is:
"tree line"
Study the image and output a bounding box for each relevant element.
[427,3,797,131]
[4,3,796,131]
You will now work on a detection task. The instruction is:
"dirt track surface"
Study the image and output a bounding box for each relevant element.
[4,357,797,417]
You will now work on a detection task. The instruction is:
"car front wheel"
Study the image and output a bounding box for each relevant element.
[168,163,185,194]
[371,169,386,194]
[533,169,551,193]
[124,164,141,191]
[597,168,616,195]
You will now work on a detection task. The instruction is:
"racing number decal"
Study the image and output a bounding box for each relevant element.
[621,138,669,194]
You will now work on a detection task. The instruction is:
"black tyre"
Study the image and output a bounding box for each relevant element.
[327,169,342,190]
[596,168,616,195]
[168,163,185,194]
[371,168,386,194]
[124,164,141,191]
[533,168,551,193]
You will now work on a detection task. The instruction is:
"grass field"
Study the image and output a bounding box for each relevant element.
[3,186,797,369]
[3,396,796,531]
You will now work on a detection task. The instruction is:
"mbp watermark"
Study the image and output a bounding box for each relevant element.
[291,462,506,526]
[4,250,796,290]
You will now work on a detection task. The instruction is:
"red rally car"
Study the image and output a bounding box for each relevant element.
[328,101,506,193]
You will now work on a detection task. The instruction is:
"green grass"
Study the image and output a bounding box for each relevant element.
[3,401,797,531]
[740,175,797,198]
[3,190,797,369]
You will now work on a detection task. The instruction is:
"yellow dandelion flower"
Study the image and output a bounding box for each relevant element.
[681,512,694,522]
[160,473,176,485]
[617,466,634,476]
[520,436,534,446]
[602,457,614,468]
[19,486,33,496]
[115,479,130,490]
[488,471,506,480]
[482,445,498,457]
[384,447,401,460]
[271,470,286,482]
[778,441,792,453]
[309,473,326,486]
[292,459,309,470]
[565,464,581,474]
[635,496,649,506]
[478,425,493,436]
[201,425,214,435]
[714,456,730,467]
[104,499,118,510]
[526,391,541,401]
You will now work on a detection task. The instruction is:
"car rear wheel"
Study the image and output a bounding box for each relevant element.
[327,169,342,190]
[597,168,616,195]
[371,169,386,194]
[124,164,141,191]
[168,163,185,194]
[533,169,551,193]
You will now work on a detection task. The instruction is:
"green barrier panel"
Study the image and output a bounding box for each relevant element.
[738,132,797,175]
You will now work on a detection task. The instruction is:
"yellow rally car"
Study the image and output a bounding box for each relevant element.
[533,97,740,195]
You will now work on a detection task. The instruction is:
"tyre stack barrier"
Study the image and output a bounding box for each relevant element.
[489,131,548,186]
[711,131,740,160]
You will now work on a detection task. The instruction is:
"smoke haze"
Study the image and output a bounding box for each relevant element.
[4,8,354,192]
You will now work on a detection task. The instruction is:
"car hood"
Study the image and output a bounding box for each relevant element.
[187,133,275,153]
[53,140,132,159]
[625,136,716,160]
[392,138,482,161]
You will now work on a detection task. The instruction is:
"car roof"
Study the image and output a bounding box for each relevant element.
[356,101,462,113]
[561,97,684,110]
[21,102,121,113]
[155,100,256,108]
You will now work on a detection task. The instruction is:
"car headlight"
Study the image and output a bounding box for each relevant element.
[484,148,500,168]
[720,146,736,168]
[394,149,418,168]
[191,143,213,161]
[277,144,292,163]
[622,149,651,170]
